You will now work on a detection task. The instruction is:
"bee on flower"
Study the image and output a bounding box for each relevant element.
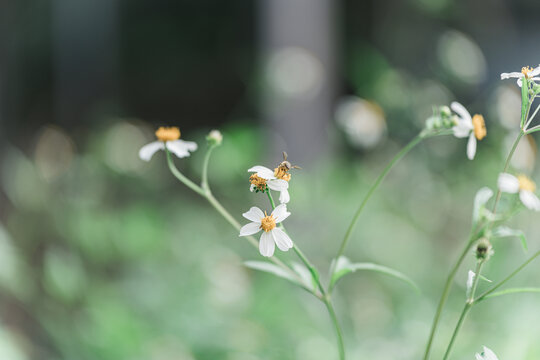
[248,152,300,204]
[497,173,540,211]
[501,65,540,87]
[239,204,294,257]
[139,126,198,161]
[450,102,487,160]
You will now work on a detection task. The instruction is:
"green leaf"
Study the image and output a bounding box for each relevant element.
[491,226,528,252]
[244,261,297,284]
[483,287,540,300]
[330,256,419,292]
[291,262,317,292]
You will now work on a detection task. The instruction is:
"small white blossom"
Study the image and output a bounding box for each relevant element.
[248,165,290,203]
[139,127,197,161]
[206,129,223,146]
[451,102,486,160]
[475,346,499,360]
[498,173,540,211]
[501,65,540,87]
[239,204,294,257]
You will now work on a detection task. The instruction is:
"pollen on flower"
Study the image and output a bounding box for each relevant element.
[522,66,533,78]
[260,212,276,232]
[518,174,536,192]
[472,114,486,140]
[274,167,291,182]
[250,174,267,192]
[155,127,181,142]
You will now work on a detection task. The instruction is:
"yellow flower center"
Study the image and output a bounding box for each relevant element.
[472,114,486,140]
[274,166,291,182]
[522,66,533,78]
[249,174,267,191]
[155,127,181,142]
[518,174,536,192]
[260,212,276,232]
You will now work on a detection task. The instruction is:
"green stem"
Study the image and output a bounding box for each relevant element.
[332,133,424,269]
[442,260,484,360]
[422,236,475,360]
[165,148,206,196]
[324,298,346,360]
[475,248,540,303]
[201,145,215,191]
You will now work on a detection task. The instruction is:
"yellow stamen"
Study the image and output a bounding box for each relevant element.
[155,127,181,142]
[522,66,533,78]
[274,166,291,182]
[472,114,486,140]
[249,174,267,191]
[260,212,276,232]
[518,175,536,192]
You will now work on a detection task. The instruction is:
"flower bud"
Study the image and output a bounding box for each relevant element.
[440,105,451,119]
[206,129,223,146]
[475,237,493,261]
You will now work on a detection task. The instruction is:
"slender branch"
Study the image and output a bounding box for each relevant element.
[201,145,215,191]
[324,298,346,360]
[165,148,206,196]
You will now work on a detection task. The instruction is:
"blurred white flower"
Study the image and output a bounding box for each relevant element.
[475,346,499,360]
[139,127,197,161]
[248,165,290,204]
[206,129,223,146]
[239,204,293,257]
[451,102,486,160]
[498,173,540,211]
[501,65,540,87]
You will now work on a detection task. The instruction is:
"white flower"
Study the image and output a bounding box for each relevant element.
[239,204,294,257]
[139,126,197,161]
[451,102,487,160]
[501,65,540,87]
[206,129,223,146]
[498,173,540,211]
[248,165,290,204]
[475,346,498,360]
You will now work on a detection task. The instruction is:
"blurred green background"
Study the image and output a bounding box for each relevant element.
[1,1,540,359]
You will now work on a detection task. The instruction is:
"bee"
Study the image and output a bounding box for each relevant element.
[275,152,301,181]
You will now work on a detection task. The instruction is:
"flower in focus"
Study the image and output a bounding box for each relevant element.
[239,204,294,257]
[139,126,198,161]
[248,165,290,203]
[451,102,486,160]
[475,346,498,360]
[501,65,540,87]
[498,173,540,211]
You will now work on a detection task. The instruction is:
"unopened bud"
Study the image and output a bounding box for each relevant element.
[475,237,493,261]
[206,130,223,146]
[440,105,451,118]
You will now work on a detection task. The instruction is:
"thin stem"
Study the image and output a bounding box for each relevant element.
[422,236,475,360]
[324,298,346,360]
[201,145,215,191]
[524,101,540,130]
[333,133,424,267]
[443,260,484,360]
[165,148,206,196]
[475,248,540,303]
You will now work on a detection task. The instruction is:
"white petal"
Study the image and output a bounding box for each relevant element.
[259,231,275,257]
[272,228,293,251]
[530,66,540,77]
[239,222,261,236]
[166,140,198,158]
[466,270,475,295]
[272,203,291,223]
[242,207,264,222]
[497,173,519,193]
[452,122,472,138]
[467,133,477,160]
[250,184,255,192]
[278,189,290,204]
[517,78,523,87]
[500,71,522,80]
[475,354,483,360]
[482,346,499,360]
[267,179,288,191]
[247,165,276,179]
[451,101,472,124]
[139,141,165,161]
[520,190,540,211]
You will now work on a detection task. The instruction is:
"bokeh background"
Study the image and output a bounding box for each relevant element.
[1,0,540,359]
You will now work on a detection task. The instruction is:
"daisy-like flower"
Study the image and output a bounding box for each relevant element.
[248,166,290,203]
[239,204,294,257]
[475,346,498,360]
[451,102,487,160]
[498,173,540,211]
[501,65,540,87]
[139,126,197,161]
